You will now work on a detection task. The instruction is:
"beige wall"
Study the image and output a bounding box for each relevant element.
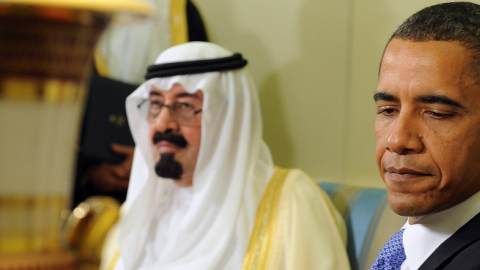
[195,0,480,188]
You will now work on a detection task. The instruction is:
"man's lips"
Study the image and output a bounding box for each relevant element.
[157,141,181,153]
[384,166,432,181]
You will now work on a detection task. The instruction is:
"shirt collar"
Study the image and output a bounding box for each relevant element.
[402,191,480,270]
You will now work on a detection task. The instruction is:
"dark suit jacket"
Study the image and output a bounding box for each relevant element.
[418,211,480,270]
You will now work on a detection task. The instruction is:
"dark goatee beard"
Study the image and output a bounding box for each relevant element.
[154,153,183,180]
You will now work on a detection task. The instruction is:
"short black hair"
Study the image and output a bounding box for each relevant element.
[388,2,480,81]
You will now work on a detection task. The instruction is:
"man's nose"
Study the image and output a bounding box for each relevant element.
[152,106,179,133]
[385,112,423,155]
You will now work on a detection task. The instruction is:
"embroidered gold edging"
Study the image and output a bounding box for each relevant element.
[94,47,110,77]
[106,249,120,270]
[170,0,188,46]
[241,167,290,270]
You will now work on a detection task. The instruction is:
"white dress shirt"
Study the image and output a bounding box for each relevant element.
[400,191,480,270]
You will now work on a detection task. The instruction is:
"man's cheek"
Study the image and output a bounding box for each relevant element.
[151,144,160,162]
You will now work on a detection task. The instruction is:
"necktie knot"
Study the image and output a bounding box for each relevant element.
[370,228,406,270]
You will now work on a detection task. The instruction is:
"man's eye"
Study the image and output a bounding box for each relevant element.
[176,103,194,110]
[149,101,162,114]
[378,107,396,115]
[426,111,455,119]
[150,100,162,108]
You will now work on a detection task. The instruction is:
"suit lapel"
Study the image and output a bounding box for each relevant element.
[418,212,480,270]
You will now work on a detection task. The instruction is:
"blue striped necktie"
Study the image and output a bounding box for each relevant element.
[370,228,406,270]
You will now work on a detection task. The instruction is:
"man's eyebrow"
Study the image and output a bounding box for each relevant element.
[374,92,397,102]
[417,95,464,109]
[176,93,200,99]
[148,92,199,98]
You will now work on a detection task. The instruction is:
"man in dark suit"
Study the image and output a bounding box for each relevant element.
[371,2,480,270]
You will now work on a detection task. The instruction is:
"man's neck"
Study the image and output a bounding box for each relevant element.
[173,176,193,187]
[408,216,425,224]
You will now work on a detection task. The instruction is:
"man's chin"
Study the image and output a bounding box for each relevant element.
[387,193,439,217]
[154,153,183,179]
[389,201,424,217]
[156,171,182,180]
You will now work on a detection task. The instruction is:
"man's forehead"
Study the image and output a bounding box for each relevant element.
[149,85,202,99]
[380,39,471,74]
[377,40,477,100]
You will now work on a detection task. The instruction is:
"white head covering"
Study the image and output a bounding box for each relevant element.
[120,42,275,269]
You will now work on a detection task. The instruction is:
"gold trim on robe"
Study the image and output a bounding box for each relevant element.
[102,167,350,270]
[242,167,290,270]
[106,250,120,270]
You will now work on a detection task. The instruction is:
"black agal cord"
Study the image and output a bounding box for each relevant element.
[145,53,247,79]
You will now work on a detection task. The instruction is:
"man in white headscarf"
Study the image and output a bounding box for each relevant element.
[73,0,208,207]
[111,42,350,270]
